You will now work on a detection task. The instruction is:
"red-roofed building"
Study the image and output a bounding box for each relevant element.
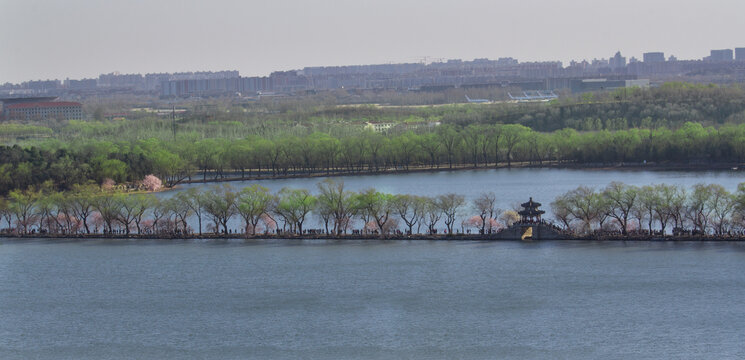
[1,97,83,121]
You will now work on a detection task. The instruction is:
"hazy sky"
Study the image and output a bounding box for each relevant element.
[2,0,744,83]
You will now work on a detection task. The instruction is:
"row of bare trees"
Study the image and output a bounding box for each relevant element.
[0,180,515,237]
[551,182,745,236]
[6,179,745,238]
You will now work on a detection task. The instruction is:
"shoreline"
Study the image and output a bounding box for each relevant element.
[3,233,745,242]
[175,161,744,187]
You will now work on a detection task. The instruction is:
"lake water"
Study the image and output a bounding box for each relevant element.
[1,239,744,359]
[164,168,745,230]
[3,169,745,358]
[173,168,745,203]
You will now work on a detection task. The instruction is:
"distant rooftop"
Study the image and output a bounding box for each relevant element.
[5,101,81,109]
[0,96,58,104]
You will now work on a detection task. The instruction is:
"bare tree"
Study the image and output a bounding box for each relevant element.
[92,193,123,234]
[564,186,602,234]
[236,184,277,235]
[180,188,207,235]
[652,184,677,235]
[355,188,395,236]
[634,185,658,234]
[473,192,499,234]
[603,182,637,234]
[685,184,714,234]
[732,183,745,232]
[708,184,733,235]
[316,179,356,235]
[668,186,688,230]
[392,194,425,234]
[423,197,443,234]
[118,194,154,234]
[202,184,238,234]
[437,193,466,234]
[275,188,316,234]
[550,193,573,229]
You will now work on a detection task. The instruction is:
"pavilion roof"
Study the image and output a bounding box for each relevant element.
[520,197,542,209]
[519,208,546,217]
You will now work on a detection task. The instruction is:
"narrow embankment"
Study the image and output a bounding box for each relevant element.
[2,233,744,242]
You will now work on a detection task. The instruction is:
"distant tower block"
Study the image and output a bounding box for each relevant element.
[736,48,745,61]
[710,49,733,62]
[643,52,665,63]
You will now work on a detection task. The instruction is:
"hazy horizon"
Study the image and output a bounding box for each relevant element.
[2,0,745,83]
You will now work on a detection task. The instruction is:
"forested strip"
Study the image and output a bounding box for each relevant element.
[5,83,745,195]
[3,121,745,195]
[2,180,745,238]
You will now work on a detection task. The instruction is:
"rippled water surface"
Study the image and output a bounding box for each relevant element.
[2,239,745,359]
[162,168,745,231]
[168,167,745,208]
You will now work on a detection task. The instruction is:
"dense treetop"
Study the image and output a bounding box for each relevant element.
[2,83,745,195]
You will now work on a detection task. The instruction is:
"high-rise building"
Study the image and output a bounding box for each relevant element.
[97,73,145,89]
[64,78,97,90]
[643,52,665,63]
[609,51,626,69]
[496,57,518,66]
[735,48,745,61]
[709,49,733,62]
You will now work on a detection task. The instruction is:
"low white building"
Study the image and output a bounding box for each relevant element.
[364,121,396,132]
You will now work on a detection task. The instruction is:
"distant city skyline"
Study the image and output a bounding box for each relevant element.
[2,0,745,83]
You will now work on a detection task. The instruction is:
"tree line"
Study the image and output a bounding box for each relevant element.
[4,121,745,195]
[552,182,745,236]
[3,179,745,239]
[0,180,514,237]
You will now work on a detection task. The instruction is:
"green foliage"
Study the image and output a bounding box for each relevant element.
[0,124,53,138]
[3,178,745,238]
[3,83,745,195]
[4,120,745,195]
[202,184,238,234]
[555,182,739,235]
[275,188,316,233]
[236,184,276,235]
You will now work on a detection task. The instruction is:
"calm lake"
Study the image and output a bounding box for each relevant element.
[3,169,745,359]
[173,168,745,203]
[164,168,745,230]
[1,239,744,359]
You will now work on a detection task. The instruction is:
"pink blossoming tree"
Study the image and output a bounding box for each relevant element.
[142,175,163,192]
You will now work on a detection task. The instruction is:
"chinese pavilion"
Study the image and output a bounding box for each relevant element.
[492,197,569,240]
[518,197,545,223]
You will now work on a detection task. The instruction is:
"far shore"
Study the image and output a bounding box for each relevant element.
[174,161,744,188]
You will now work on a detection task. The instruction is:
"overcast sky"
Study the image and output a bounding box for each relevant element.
[2,0,744,83]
